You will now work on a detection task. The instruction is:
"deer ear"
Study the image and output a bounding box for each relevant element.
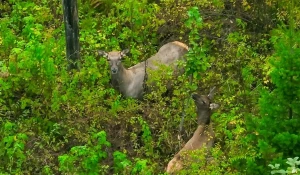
[209,103,220,110]
[120,49,130,57]
[98,50,108,58]
[208,86,216,100]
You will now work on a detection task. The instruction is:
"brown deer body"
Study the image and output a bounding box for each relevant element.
[166,88,219,173]
[98,41,188,99]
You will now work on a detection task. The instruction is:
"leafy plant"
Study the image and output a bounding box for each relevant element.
[113,151,132,173]
[1,0,300,174]
[0,121,28,174]
[131,158,153,175]
[58,131,111,174]
[184,6,209,80]
[269,157,300,175]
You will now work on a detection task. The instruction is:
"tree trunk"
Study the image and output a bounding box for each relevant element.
[63,0,80,70]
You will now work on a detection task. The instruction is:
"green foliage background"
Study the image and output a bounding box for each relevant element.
[0,0,299,174]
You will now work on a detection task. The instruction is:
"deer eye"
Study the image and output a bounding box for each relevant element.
[197,99,205,105]
[117,55,123,61]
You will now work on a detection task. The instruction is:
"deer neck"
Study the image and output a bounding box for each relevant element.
[196,110,211,125]
[193,125,206,138]
[111,64,131,89]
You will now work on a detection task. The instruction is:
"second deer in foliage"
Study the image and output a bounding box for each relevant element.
[98,41,188,99]
[166,87,220,174]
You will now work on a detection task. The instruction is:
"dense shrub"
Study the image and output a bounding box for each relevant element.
[0,0,299,174]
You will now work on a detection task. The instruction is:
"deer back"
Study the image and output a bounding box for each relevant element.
[145,41,188,70]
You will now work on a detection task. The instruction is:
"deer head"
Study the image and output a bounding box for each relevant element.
[192,87,220,125]
[98,49,130,74]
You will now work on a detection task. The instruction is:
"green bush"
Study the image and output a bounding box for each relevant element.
[269,157,300,175]
[0,121,28,174]
[1,0,299,174]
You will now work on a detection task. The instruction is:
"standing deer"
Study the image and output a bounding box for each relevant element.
[166,87,220,174]
[98,41,188,99]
